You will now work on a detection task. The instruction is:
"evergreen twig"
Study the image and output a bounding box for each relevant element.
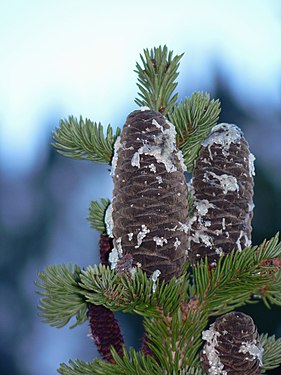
[79,265,190,318]
[134,45,183,115]
[58,348,203,374]
[36,264,87,328]
[191,234,281,316]
[168,92,221,171]
[88,198,110,232]
[52,116,121,164]
[260,333,281,371]
[143,308,208,371]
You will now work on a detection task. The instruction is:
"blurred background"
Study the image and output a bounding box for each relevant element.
[1,0,281,374]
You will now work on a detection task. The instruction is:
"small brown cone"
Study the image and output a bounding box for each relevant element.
[99,233,113,266]
[187,123,255,265]
[88,303,124,363]
[201,312,263,375]
[88,233,124,362]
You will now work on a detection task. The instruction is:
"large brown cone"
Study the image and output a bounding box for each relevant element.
[201,312,263,375]
[110,109,188,281]
[188,123,255,265]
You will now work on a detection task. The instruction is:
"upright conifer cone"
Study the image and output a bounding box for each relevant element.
[107,109,188,281]
[187,123,255,265]
[88,233,124,363]
[201,312,263,375]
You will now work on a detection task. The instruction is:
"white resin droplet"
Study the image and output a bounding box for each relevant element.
[215,247,224,256]
[174,238,181,250]
[248,153,256,176]
[206,171,239,194]
[202,324,227,375]
[135,224,150,248]
[111,136,122,176]
[148,163,156,173]
[202,123,242,149]
[131,152,141,168]
[156,176,163,184]
[153,236,168,247]
[108,248,119,269]
[192,232,213,248]
[178,221,190,233]
[236,231,244,251]
[248,201,255,212]
[151,269,161,293]
[195,199,215,216]
[108,243,123,270]
[105,203,114,238]
[239,340,264,366]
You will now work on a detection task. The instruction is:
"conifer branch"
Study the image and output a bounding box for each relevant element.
[143,308,208,371]
[87,198,110,232]
[36,264,87,328]
[52,116,121,164]
[79,265,190,318]
[36,235,281,330]
[79,264,158,316]
[58,347,163,375]
[260,333,281,371]
[58,348,203,374]
[168,92,221,171]
[191,234,281,316]
[134,45,183,115]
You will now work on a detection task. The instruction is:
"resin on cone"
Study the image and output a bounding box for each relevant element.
[201,311,263,375]
[187,123,255,265]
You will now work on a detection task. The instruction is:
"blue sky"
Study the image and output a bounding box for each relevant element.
[1,0,280,176]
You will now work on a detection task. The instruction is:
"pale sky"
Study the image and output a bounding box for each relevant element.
[1,0,280,176]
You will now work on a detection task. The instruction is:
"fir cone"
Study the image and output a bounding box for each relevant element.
[187,123,255,265]
[88,233,124,362]
[99,233,113,266]
[107,109,188,281]
[88,303,124,363]
[201,311,263,375]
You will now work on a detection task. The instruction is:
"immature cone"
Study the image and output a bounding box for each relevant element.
[88,303,124,363]
[201,311,263,375]
[99,233,113,265]
[88,234,124,362]
[187,123,255,265]
[107,109,188,281]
